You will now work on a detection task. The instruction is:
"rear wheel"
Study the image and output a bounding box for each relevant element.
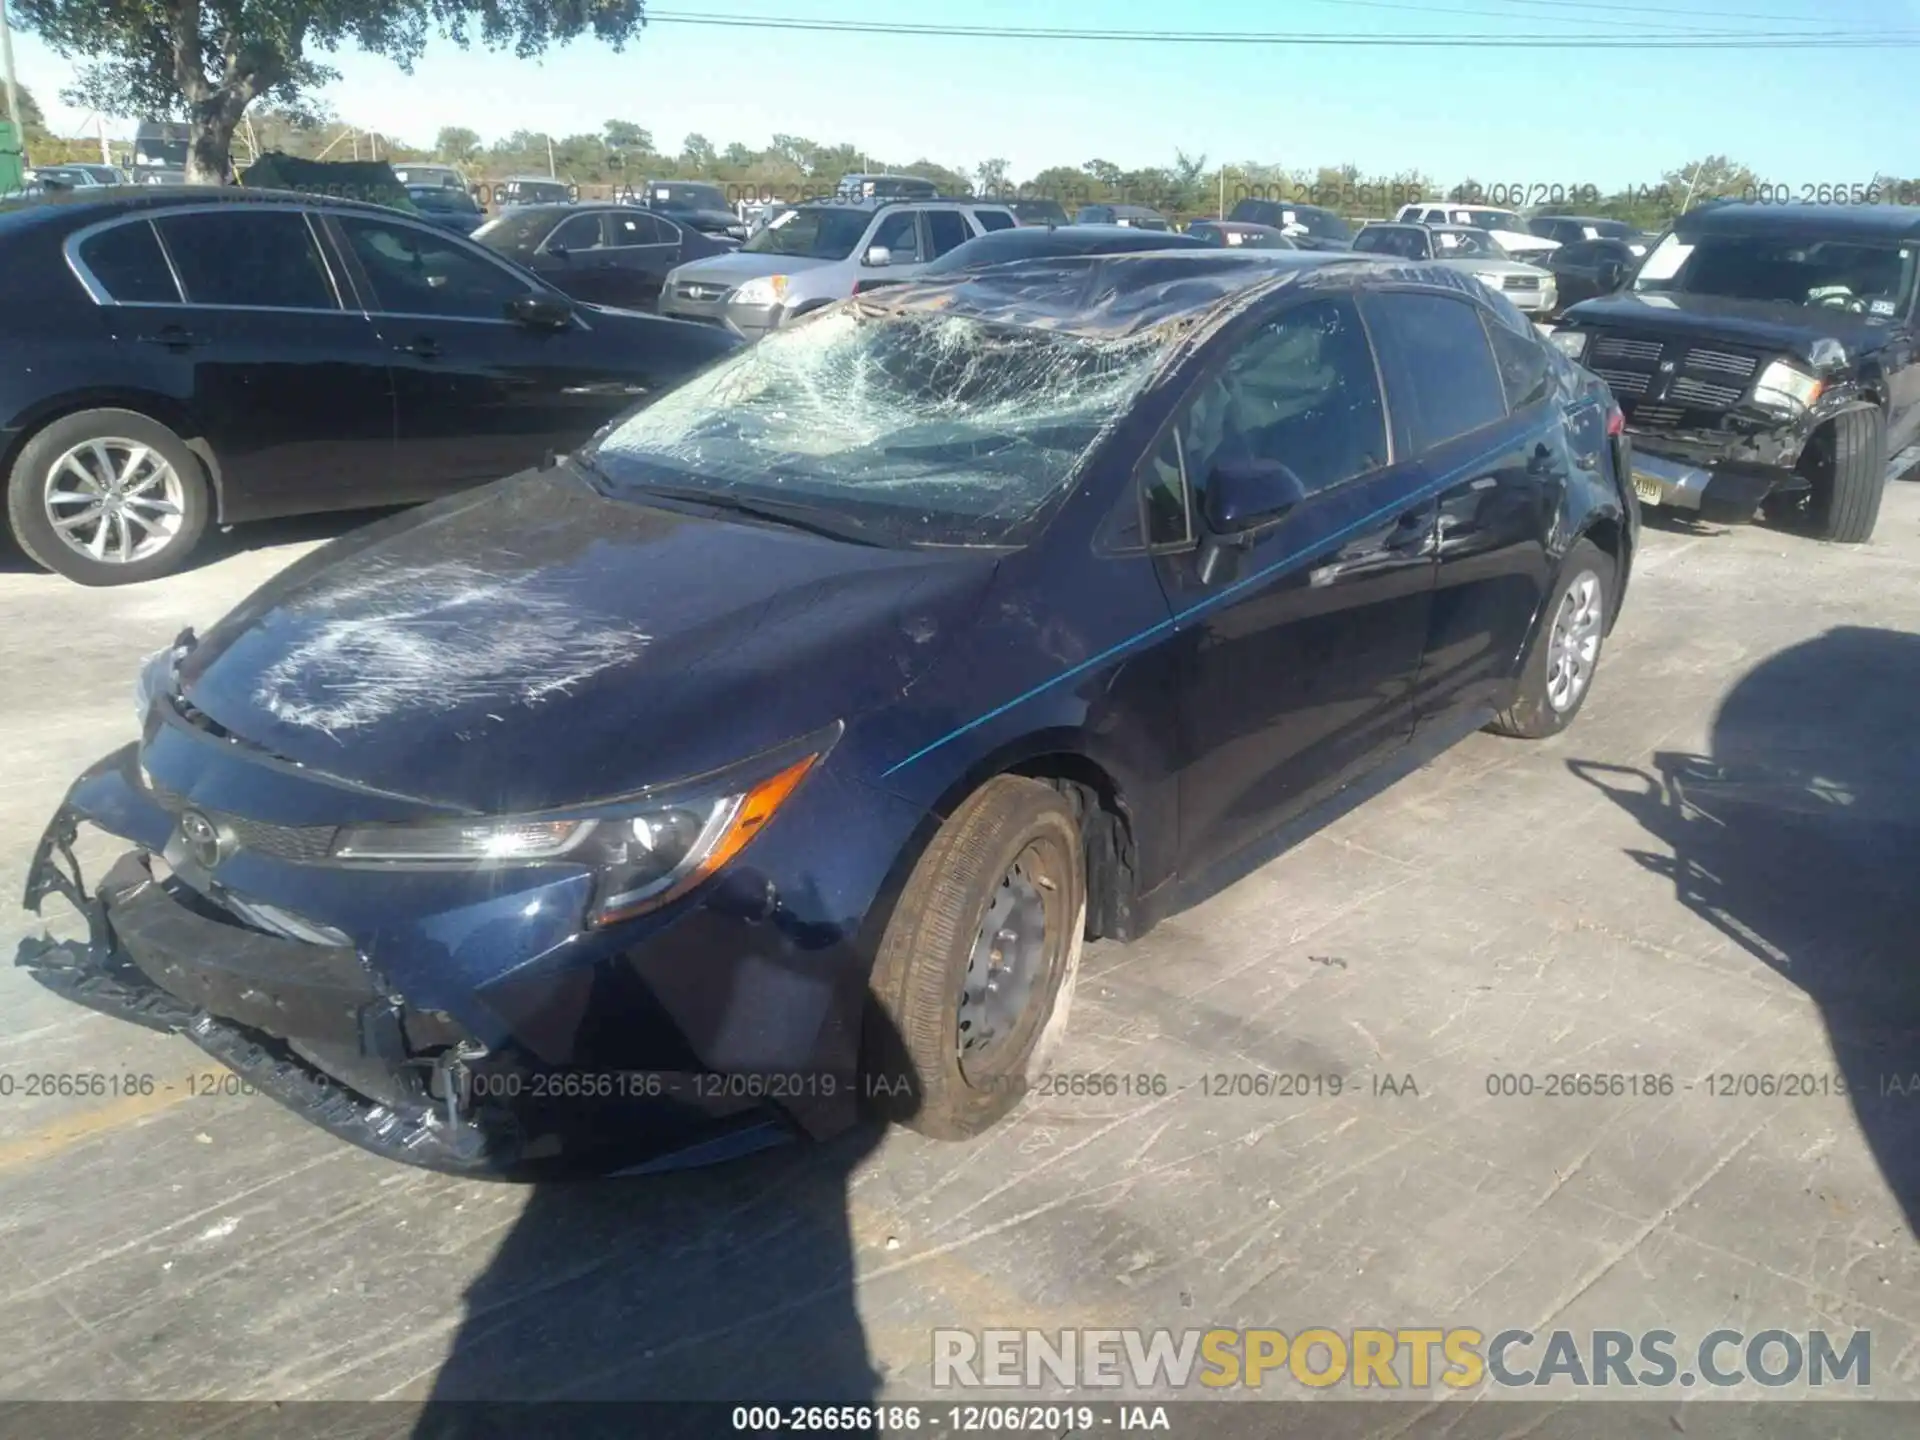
[1488,538,1611,740]
[6,409,210,585]
[866,776,1085,1140]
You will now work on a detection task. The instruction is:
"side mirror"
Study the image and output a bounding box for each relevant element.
[506,293,575,329]
[862,244,892,268]
[1196,459,1310,586]
[1597,258,1626,292]
[1203,457,1310,536]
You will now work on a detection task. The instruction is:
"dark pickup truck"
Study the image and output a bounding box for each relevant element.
[1550,203,1920,543]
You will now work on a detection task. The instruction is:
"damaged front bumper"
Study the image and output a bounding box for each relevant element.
[17,744,897,1175]
[1625,451,1795,522]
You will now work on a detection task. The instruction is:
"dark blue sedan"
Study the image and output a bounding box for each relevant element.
[20,251,1637,1173]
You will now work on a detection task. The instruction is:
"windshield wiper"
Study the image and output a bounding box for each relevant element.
[578,460,885,547]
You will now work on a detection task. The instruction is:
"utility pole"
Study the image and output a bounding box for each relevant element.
[99,115,111,167]
[0,1,22,157]
[1218,165,1225,219]
[546,133,555,177]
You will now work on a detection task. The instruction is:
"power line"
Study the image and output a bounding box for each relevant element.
[1301,0,1832,34]
[646,10,1920,48]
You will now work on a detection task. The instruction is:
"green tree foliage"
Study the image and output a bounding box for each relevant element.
[12,1,648,182]
[434,125,480,164]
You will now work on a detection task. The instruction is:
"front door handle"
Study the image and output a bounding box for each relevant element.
[1382,508,1433,552]
[136,326,208,351]
[396,337,442,359]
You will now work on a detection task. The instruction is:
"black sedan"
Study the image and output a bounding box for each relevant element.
[0,188,739,584]
[1186,220,1298,250]
[472,203,736,312]
[21,251,1637,1174]
[916,222,1209,276]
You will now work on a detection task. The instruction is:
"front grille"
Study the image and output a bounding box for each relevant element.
[1669,375,1745,409]
[144,779,340,864]
[1629,403,1685,429]
[1685,347,1758,378]
[1592,335,1664,364]
[1594,367,1650,397]
[675,282,728,302]
[1501,275,1540,290]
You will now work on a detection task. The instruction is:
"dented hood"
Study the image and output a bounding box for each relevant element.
[173,469,995,812]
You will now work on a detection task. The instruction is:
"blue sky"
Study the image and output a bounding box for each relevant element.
[10,0,1917,187]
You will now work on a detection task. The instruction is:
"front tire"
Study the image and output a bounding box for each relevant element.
[1808,409,1886,544]
[6,409,211,586]
[866,776,1086,1140]
[1488,538,1611,740]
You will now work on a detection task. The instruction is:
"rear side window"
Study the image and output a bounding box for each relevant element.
[926,210,971,257]
[609,211,667,245]
[974,209,1016,233]
[1360,291,1508,450]
[1482,315,1552,411]
[77,221,180,303]
[156,211,337,310]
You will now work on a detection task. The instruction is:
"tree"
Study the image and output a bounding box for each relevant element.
[974,157,1010,198]
[678,132,715,173]
[1084,158,1123,191]
[12,83,49,140]
[434,125,480,164]
[1661,155,1758,210]
[14,1,649,184]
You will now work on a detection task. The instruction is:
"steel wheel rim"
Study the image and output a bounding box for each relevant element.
[1545,569,1604,712]
[957,843,1056,1078]
[43,439,186,565]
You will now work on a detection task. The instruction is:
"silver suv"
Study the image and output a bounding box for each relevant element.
[659,197,1018,339]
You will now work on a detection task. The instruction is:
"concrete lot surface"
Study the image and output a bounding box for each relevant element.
[1,492,1916,1422]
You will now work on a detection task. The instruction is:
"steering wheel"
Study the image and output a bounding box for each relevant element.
[1811,285,1861,311]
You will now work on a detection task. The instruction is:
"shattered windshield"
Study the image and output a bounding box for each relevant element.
[590,307,1171,547]
[1634,232,1918,315]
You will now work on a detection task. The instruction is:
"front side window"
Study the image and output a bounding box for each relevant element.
[548,212,605,252]
[1180,297,1389,505]
[870,211,924,263]
[339,217,532,318]
[155,211,337,310]
[77,221,181,303]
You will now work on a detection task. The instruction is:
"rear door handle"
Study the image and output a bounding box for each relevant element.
[136,326,207,351]
[395,337,442,359]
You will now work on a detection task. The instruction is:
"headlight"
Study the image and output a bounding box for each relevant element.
[732,274,789,307]
[1550,329,1590,361]
[329,740,831,925]
[1752,359,1824,414]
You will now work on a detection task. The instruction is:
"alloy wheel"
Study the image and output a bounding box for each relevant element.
[43,439,187,565]
[1545,569,1605,712]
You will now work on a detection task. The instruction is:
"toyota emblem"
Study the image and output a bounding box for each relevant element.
[178,810,225,869]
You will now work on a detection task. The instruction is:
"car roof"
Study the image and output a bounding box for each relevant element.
[0,184,412,232]
[929,225,1210,270]
[1675,202,1920,241]
[856,250,1514,341]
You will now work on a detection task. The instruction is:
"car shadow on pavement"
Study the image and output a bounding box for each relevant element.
[1569,624,1920,1241]
[412,875,915,1437]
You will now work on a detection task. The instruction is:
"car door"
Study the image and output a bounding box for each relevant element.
[924,208,975,264]
[1151,294,1439,876]
[596,210,686,309]
[532,209,613,303]
[324,211,650,494]
[136,206,396,521]
[1361,289,1565,726]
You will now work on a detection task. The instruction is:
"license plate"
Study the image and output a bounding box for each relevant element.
[1632,475,1662,506]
